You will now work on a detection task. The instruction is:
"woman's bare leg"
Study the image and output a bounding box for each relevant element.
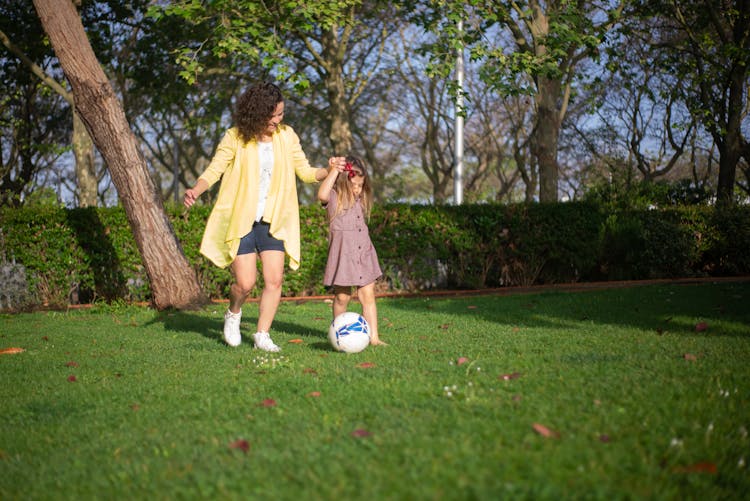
[229,253,257,313]
[257,250,285,332]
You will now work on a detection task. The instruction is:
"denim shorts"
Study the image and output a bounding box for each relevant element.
[237,221,285,255]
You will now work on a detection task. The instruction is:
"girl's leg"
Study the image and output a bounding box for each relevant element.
[358,281,385,345]
[332,285,352,319]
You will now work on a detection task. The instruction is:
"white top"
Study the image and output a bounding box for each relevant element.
[255,141,274,222]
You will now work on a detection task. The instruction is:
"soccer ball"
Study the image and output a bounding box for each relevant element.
[328,312,370,353]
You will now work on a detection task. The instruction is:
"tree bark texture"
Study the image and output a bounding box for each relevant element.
[714,45,745,205]
[321,29,353,154]
[534,77,561,203]
[528,4,560,202]
[72,112,98,207]
[33,0,206,310]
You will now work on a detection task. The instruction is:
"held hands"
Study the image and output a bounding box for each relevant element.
[328,156,347,173]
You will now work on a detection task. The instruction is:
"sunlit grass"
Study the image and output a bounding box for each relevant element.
[1,281,748,500]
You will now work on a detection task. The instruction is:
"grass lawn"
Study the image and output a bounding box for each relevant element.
[1,281,749,500]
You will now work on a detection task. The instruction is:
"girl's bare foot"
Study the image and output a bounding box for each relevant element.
[370,338,388,346]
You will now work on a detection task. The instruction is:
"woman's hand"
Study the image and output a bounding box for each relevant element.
[183,179,209,208]
[183,188,199,208]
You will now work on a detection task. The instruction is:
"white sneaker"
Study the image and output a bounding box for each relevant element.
[223,310,242,347]
[253,331,280,352]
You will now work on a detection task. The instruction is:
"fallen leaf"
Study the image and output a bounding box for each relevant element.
[457,357,469,366]
[532,423,559,438]
[229,439,250,453]
[0,347,25,355]
[308,391,321,397]
[499,372,521,381]
[65,361,79,367]
[259,398,277,407]
[467,305,477,310]
[695,322,708,332]
[288,339,303,344]
[303,368,318,375]
[67,375,77,382]
[357,362,376,368]
[351,429,371,438]
[683,353,697,361]
[673,462,717,474]
[131,403,140,412]
[439,323,451,330]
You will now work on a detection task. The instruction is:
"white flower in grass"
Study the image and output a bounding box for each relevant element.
[738,457,745,468]
[442,384,459,398]
[670,438,683,448]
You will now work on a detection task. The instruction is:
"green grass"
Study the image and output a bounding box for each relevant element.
[1,281,749,500]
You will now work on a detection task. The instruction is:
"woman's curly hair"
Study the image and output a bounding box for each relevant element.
[232,82,284,143]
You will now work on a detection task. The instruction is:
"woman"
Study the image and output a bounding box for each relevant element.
[184,82,345,350]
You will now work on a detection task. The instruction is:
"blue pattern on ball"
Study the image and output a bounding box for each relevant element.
[335,316,369,342]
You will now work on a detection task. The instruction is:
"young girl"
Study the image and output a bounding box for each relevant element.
[318,156,386,346]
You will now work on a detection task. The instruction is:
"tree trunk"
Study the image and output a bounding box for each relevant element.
[322,29,353,154]
[534,76,561,203]
[72,112,98,207]
[33,0,206,310]
[714,48,745,206]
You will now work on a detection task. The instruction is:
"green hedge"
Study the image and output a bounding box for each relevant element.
[1,202,748,308]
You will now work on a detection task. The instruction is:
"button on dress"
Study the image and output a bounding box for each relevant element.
[323,190,382,287]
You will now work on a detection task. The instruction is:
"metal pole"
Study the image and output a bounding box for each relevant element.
[454,20,464,205]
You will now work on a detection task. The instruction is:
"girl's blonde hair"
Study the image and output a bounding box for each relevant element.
[332,155,373,221]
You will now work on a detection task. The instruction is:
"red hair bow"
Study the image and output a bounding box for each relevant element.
[343,162,356,179]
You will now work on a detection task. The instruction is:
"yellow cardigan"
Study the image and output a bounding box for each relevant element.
[198,125,321,270]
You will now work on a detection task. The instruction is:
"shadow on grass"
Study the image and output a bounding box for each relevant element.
[149,310,331,348]
[381,280,750,338]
